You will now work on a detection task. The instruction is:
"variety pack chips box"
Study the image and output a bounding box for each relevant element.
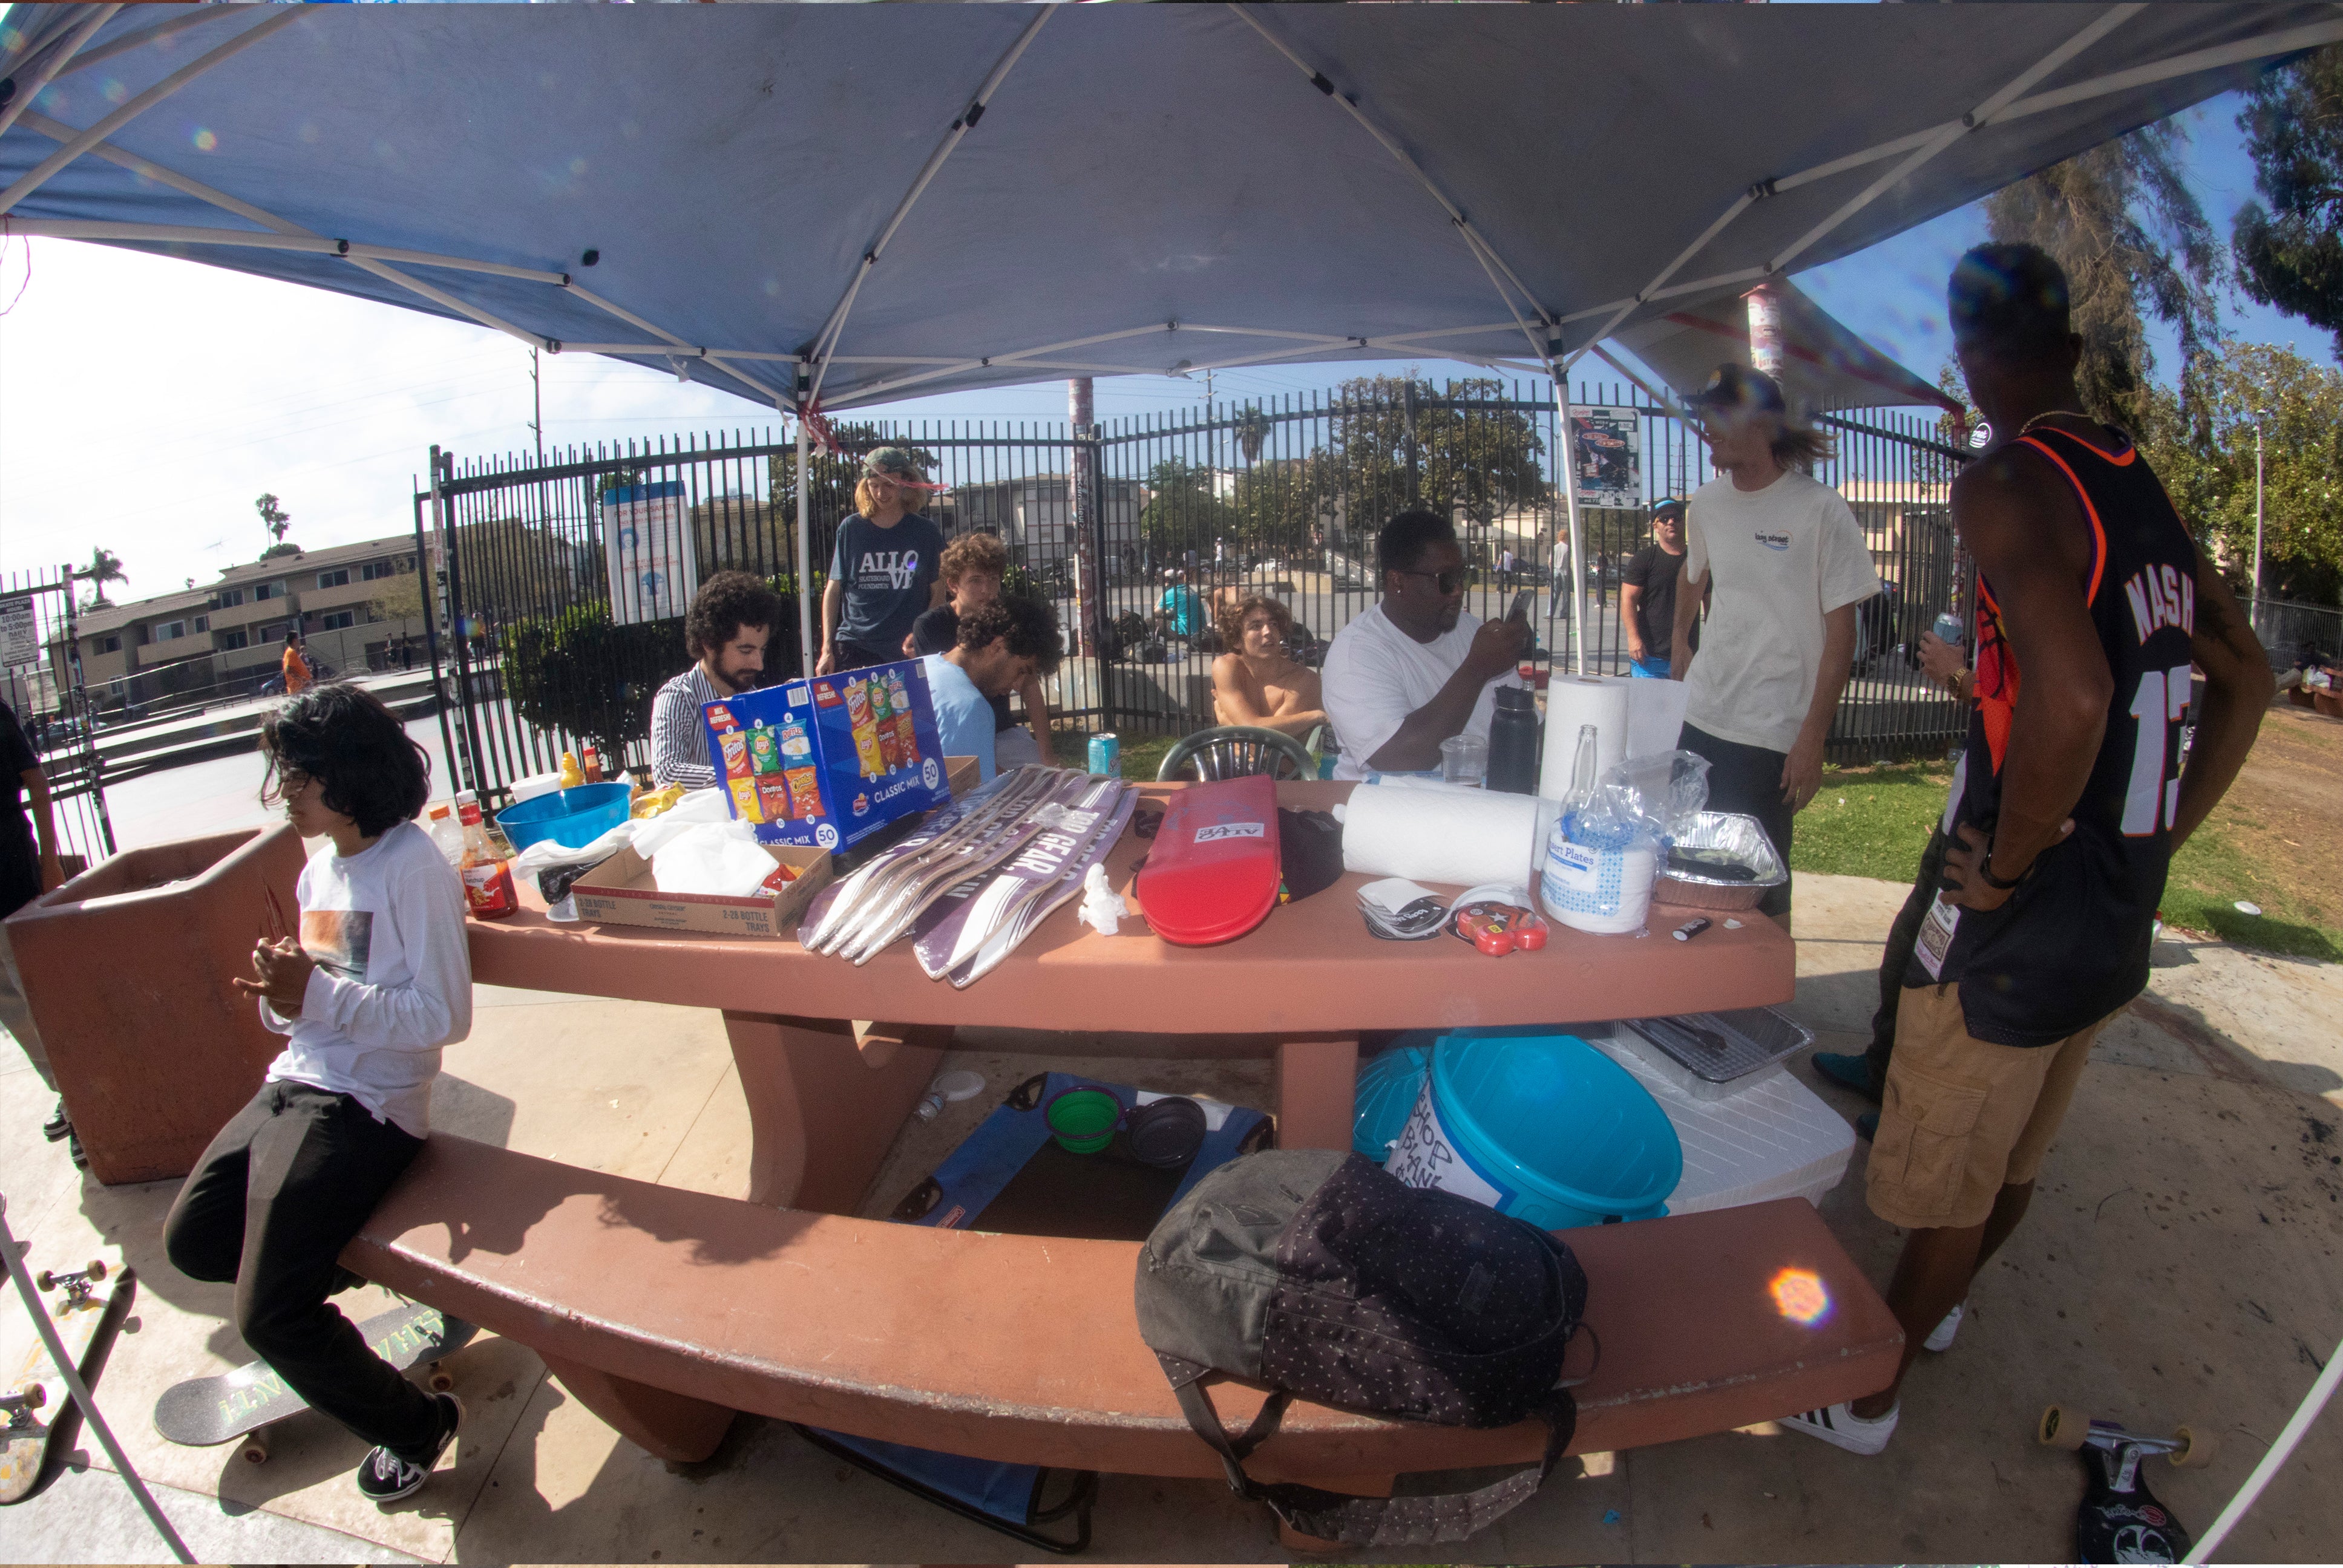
[701,658,951,851]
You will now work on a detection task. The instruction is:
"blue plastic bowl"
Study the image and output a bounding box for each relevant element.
[1354,1044,1430,1160]
[1423,1031,1682,1229]
[494,781,633,852]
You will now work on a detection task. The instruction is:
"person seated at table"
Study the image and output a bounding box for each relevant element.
[1211,594,1326,740]
[922,596,1063,785]
[649,571,781,789]
[1155,569,1202,641]
[905,531,1055,767]
[1320,509,1527,780]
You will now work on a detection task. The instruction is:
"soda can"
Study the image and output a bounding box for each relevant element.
[1087,732,1121,778]
[1932,611,1964,648]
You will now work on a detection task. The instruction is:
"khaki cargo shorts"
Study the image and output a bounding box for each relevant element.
[1865,981,2111,1230]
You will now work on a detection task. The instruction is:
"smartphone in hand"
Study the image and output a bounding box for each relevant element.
[1506,588,1535,626]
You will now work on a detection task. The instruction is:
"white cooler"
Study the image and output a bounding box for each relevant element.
[1590,1027,1856,1214]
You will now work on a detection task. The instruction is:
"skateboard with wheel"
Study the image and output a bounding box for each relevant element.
[154,1301,474,1465]
[2039,1403,2217,1564]
[0,1258,136,1505]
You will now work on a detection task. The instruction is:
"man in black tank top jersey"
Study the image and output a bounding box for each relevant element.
[1786,244,2272,1457]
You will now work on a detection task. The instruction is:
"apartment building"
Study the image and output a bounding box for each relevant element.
[68,534,432,707]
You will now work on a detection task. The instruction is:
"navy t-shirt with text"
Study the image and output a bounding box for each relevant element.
[829,512,943,653]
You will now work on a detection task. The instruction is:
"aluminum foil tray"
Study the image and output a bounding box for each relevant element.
[1652,811,1787,911]
[1622,1005,1815,1084]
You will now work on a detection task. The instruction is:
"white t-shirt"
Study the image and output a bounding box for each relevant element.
[1683,469,1881,754]
[261,820,473,1138]
[1320,603,1521,781]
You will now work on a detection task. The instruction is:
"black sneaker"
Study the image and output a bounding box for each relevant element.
[355,1393,462,1505]
[67,1131,87,1170]
[42,1100,71,1143]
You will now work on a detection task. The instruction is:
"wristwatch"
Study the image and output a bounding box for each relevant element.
[1977,840,2032,890]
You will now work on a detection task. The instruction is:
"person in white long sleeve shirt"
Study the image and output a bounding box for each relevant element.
[163,684,473,1506]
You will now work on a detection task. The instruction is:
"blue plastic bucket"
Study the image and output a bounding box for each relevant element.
[1384,1032,1681,1229]
[494,781,633,852]
[1352,1045,1429,1160]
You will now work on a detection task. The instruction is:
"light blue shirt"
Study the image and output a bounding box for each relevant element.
[922,653,999,782]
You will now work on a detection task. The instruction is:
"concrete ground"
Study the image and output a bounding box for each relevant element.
[1,872,2338,1564]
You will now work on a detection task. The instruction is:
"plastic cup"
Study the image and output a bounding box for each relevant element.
[1043,1086,1122,1154]
[1440,733,1488,787]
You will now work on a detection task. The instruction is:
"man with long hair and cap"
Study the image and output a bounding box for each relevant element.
[1782,241,2268,1456]
[818,446,948,675]
[1671,362,1879,928]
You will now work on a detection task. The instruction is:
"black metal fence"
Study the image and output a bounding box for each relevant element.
[422,378,1971,803]
[1,563,117,871]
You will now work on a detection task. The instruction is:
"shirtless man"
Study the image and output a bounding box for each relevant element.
[1211,594,1326,739]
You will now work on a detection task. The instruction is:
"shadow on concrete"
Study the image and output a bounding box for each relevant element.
[427,1074,516,1151]
[2129,992,2343,1098]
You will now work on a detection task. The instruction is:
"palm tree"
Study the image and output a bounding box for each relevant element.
[79,546,127,608]
[1234,407,1274,465]
[255,492,293,557]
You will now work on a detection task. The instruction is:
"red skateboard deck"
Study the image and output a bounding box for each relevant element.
[1136,776,1282,946]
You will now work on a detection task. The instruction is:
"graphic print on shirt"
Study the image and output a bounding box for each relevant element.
[856,549,923,592]
[299,909,372,983]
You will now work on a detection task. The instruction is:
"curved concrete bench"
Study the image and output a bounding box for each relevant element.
[347,1135,1899,1505]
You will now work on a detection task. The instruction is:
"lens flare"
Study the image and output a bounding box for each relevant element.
[1769,1267,1832,1327]
[192,128,218,153]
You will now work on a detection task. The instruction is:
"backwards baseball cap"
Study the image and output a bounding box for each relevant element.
[1651,496,1688,520]
[1685,362,1787,417]
[862,445,925,480]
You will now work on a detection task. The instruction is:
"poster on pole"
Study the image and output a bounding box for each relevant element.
[1569,405,1641,509]
[603,480,698,625]
[0,599,38,668]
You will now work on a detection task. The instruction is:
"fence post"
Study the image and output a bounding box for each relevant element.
[1069,378,1099,659]
[1550,373,1587,675]
[412,482,462,801]
[1402,381,1421,506]
[432,448,486,798]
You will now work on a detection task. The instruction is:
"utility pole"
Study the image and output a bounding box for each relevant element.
[528,347,545,467]
[2250,407,2267,634]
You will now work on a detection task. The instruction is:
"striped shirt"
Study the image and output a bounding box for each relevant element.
[649,664,723,789]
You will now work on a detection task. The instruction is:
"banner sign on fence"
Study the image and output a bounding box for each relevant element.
[0,599,38,668]
[1569,405,1641,509]
[603,481,697,625]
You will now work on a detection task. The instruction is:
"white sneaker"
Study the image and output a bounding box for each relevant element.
[1782,1400,1899,1455]
[1924,1300,1965,1353]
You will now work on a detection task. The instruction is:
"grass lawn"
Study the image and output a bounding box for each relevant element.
[1795,709,2343,962]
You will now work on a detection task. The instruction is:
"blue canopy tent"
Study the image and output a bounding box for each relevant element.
[4,2,2337,673]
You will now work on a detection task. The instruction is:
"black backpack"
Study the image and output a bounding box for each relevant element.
[1134,1149,1590,1546]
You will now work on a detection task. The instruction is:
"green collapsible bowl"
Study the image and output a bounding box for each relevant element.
[1043,1086,1122,1154]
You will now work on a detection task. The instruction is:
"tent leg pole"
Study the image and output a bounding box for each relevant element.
[795,412,814,678]
[0,1195,193,1564]
[1552,369,1587,676]
[2184,1332,2343,1563]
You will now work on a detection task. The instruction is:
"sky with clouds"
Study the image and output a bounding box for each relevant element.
[0,84,2330,607]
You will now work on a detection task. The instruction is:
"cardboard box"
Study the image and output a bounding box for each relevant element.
[570,840,833,939]
[701,658,952,853]
[945,754,980,798]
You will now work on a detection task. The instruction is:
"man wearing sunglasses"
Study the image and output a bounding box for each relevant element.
[1322,509,1527,780]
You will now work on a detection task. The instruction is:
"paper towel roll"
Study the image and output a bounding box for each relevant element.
[1540,678,1630,800]
[1340,782,1545,888]
[1538,675,1691,800]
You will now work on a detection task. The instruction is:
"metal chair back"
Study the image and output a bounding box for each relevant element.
[1155,725,1318,783]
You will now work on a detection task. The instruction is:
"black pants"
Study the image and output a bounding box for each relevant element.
[1680,723,1795,918]
[833,638,902,671]
[1862,822,1951,1090]
[163,1082,440,1457]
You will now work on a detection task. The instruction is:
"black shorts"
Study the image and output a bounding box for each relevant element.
[1680,723,1794,918]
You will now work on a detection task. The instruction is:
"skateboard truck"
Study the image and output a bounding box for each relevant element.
[35,1261,106,1308]
[2039,1403,2215,1564]
[1,1383,45,1431]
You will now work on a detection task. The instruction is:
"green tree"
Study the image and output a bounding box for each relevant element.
[77,546,126,609]
[2232,45,2343,359]
[1319,375,1547,555]
[2140,342,2343,605]
[254,492,294,558]
[1138,458,1240,562]
[1984,122,2223,430]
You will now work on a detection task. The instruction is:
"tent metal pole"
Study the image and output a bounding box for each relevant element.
[805,8,1054,405]
[1552,368,1587,677]
[1590,345,1696,423]
[1766,4,2142,275]
[50,5,227,85]
[795,404,814,679]
[0,6,300,217]
[0,5,120,145]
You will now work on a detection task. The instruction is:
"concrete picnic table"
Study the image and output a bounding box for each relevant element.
[465,779,1796,1214]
